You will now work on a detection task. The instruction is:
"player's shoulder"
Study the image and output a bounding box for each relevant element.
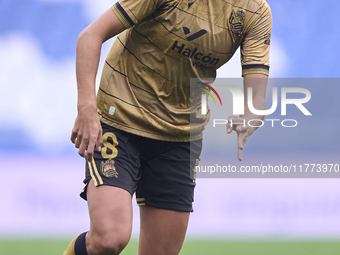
[236,0,271,13]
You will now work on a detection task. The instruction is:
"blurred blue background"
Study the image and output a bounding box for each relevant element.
[0,0,339,238]
[0,0,339,154]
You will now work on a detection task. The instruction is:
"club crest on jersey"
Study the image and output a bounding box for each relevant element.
[264,33,271,45]
[229,9,245,34]
[100,159,118,178]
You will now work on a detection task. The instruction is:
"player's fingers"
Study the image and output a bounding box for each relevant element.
[86,140,95,162]
[78,138,88,158]
[236,125,244,133]
[227,116,237,133]
[237,133,245,151]
[96,128,103,152]
[238,146,243,161]
[232,118,245,132]
[227,119,233,133]
[75,134,82,149]
[70,129,78,144]
[71,116,80,143]
[237,133,248,161]
[227,116,245,133]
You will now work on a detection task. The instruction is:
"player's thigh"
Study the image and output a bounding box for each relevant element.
[86,179,133,252]
[138,206,190,255]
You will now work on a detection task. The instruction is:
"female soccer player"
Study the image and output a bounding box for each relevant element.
[64,0,272,254]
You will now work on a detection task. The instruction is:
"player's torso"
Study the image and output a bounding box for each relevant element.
[99,0,268,141]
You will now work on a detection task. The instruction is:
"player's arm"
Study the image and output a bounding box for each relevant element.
[227,2,272,161]
[71,9,125,162]
[227,74,268,161]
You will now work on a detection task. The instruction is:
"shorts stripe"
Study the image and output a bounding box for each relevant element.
[88,162,98,186]
[92,161,103,185]
[88,161,103,186]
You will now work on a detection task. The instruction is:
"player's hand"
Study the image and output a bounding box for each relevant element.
[226,116,256,161]
[70,106,103,162]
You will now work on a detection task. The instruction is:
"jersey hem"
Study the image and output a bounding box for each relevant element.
[99,116,203,142]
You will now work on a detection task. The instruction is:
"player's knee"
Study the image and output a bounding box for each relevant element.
[89,233,129,255]
[98,237,127,255]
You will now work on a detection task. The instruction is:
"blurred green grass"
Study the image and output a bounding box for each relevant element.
[1,239,340,255]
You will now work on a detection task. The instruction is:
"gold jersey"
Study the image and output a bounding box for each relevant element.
[97,0,272,141]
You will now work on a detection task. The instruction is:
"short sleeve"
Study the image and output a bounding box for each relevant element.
[112,0,167,29]
[241,2,272,76]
